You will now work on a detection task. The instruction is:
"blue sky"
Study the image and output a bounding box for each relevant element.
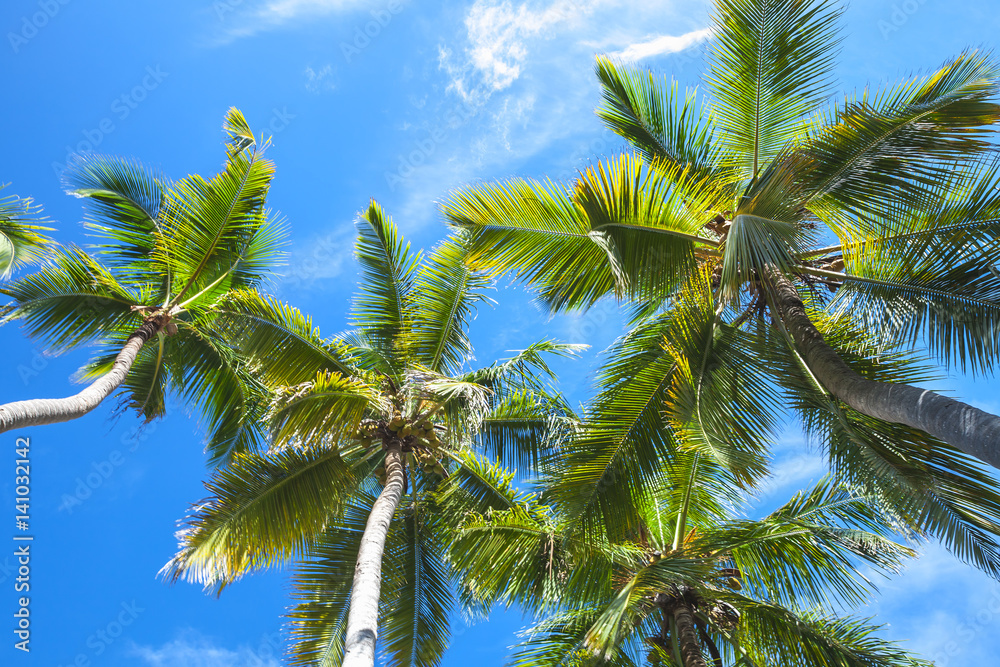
[2,0,1000,665]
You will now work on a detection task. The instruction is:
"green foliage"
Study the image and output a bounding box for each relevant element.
[0,185,55,278]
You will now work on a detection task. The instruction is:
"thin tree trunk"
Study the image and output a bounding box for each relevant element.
[0,316,167,434]
[342,442,405,667]
[770,273,1000,468]
[673,602,709,667]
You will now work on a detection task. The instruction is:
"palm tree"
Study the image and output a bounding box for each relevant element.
[443,0,1000,468]
[0,184,55,279]
[453,470,931,667]
[464,263,1000,624]
[447,315,931,666]
[163,201,581,667]
[0,108,283,462]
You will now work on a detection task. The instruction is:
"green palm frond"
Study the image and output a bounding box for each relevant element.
[443,155,719,313]
[443,176,621,311]
[707,0,843,179]
[461,340,587,394]
[546,313,679,539]
[164,446,358,591]
[595,56,723,184]
[800,51,1000,220]
[352,200,420,363]
[820,159,1000,373]
[762,317,1000,577]
[214,289,357,384]
[268,370,381,446]
[708,478,913,610]
[0,185,55,278]
[510,608,643,667]
[164,322,269,464]
[662,271,778,485]
[62,154,166,281]
[163,109,284,305]
[0,246,141,349]
[733,599,933,667]
[474,390,574,471]
[407,232,493,374]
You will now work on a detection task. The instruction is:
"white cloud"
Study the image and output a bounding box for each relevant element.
[304,64,336,92]
[213,0,367,43]
[130,630,282,667]
[609,26,714,61]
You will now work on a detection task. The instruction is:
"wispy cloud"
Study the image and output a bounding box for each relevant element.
[214,0,367,43]
[304,64,336,92]
[130,630,282,667]
[609,26,714,61]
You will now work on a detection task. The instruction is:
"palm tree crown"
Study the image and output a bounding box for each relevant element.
[0,108,285,462]
[441,0,1000,578]
[164,201,581,667]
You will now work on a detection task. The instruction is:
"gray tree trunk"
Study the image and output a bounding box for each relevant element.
[0,316,166,434]
[771,273,1000,468]
[673,602,709,667]
[341,442,406,667]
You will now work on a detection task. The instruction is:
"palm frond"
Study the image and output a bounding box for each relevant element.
[595,56,722,184]
[352,200,420,365]
[408,232,493,374]
[214,289,358,384]
[0,246,141,349]
[62,154,166,281]
[268,370,381,446]
[164,446,358,591]
[0,185,55,278]
[164,109,283,304]
[801,50,1000,220]
[732,598,933,667]
[707,0,843,179]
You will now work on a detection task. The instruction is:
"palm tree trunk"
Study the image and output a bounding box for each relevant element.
[0,315,167,434]
[342,442,406,667]
[673,602,709,667]
[770,273,1000,468]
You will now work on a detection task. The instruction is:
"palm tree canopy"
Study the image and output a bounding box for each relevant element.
[441,0,1000,578]
[0,108,286,462]
[163,201,584,666]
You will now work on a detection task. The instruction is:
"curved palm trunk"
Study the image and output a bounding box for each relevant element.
[342,442,405,667]
[0,316,166,434]
[770,274,1000,468]
[673,603,709,667]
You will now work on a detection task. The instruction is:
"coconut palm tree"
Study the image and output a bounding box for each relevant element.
[447,307,931,666]
[489,262,1000,596]
[442,0,1000,468]
[453,468,931,667]
[163,201,581,667]
[0,184,55,279]
[0,108,283,462]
